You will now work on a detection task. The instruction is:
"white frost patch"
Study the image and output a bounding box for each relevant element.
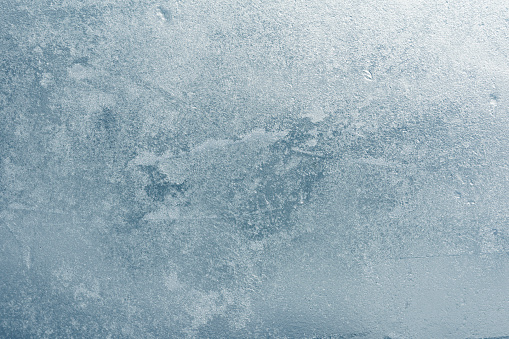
[40,72,54,88]
[73,281,102,305]
[131,151,160,166]
[191,138,234,154]
[239,129,288,144]
[353,156,403,168]
[190,129,287,154]
[144,205,180,221]
[187,291,223,330]
[68,64,94,81]
[157,129,287,183]
[305,138,318,147]
[157,155,190,184]
[249,240,265,252]
[303,104,327,123]
[164,272,183,291]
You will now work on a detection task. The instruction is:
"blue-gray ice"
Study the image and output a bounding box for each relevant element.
[1,1,509,338]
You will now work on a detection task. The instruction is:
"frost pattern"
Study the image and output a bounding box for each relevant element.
[1,0,509,338]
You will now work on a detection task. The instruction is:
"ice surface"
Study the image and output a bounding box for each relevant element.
[1,0,509,338]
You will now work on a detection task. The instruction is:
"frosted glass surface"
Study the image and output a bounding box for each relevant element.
[1,1,508,338]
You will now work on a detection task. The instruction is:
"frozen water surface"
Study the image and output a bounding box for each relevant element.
[1,0,509,338]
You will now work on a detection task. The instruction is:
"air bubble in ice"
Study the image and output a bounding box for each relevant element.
[362,69,374,81]
[156,6,172,23]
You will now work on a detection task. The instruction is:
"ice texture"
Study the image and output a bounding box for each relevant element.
[1,0,509,338]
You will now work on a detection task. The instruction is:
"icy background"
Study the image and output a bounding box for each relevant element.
[1,0,509,338]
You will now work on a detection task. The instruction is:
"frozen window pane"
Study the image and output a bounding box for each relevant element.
[1,1,508,337]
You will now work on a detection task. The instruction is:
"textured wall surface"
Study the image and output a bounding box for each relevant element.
[1,1,509,338]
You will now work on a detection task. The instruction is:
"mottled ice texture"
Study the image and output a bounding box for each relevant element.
[1,1,509,338]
